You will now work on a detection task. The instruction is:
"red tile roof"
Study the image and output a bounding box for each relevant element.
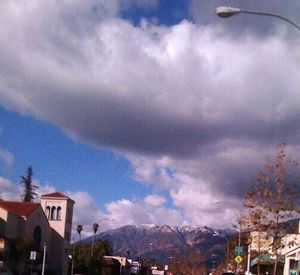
[0,201,40,217]
[41,192,68,198]
[41,192,75,203]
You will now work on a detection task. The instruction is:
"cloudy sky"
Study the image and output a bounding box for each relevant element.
[1,0,300,237]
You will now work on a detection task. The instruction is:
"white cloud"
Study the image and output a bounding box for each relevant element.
[0,177,22,200]
[105,197,184,227]
[127,149,261,228]
[1,1,300,230]
[144,194,166,207]
[128,154,174,189]
[0,148,14,168]
[66,190,111,239]
[2,3,299,151]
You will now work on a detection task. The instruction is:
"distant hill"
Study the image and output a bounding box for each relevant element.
[83,224,234,263]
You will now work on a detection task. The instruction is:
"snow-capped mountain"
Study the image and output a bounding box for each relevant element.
[83,224,234,262]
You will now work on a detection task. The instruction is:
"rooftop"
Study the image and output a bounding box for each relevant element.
[0,201,40,217]
[41,192,75,203]
[41,192,68,198]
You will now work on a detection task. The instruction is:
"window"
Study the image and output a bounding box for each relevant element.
[51,206,56,220]
[45,206,50,219]
[57,206,62,220]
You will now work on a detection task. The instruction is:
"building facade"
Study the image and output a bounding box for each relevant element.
[0,192,74,275]
[248,219,300,275]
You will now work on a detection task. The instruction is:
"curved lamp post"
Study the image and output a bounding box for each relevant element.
[215,6,300,31]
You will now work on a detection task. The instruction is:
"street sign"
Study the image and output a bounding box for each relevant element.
[30,251,36,260]
[234,246,243,255]
[234,255,243,264]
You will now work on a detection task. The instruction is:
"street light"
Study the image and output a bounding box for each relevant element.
[215,6,300,31]
[41,241,47,275]
[71,237,76,275]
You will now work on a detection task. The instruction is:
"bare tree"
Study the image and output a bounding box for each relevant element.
[243,143,300,275]
[169,251,207,275]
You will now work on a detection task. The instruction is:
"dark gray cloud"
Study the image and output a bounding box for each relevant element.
[1,1,300,227]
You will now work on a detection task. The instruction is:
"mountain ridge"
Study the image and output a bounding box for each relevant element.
[83,224,234,262]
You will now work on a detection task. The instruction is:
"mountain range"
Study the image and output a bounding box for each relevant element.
[83,224,234,263]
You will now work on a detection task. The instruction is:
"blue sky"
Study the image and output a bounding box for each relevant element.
[0,106,151,206]
[1,0,300,236]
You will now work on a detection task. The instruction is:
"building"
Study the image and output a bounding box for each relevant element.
[0,192,74,274]
[247,219,300,275]
[103,256,131,274]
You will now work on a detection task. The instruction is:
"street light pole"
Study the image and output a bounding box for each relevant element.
[246,244,251,275]
[71,238,76,275]
[215,6,300,31]
[41,242,47,275]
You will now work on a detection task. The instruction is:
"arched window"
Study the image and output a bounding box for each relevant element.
[33,226,42,250]
[51,206,56,220]
[57,206,62,220]
[45,206,50,219]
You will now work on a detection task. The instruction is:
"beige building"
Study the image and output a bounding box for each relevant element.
[248,220,300,275]
[0,192,74,275]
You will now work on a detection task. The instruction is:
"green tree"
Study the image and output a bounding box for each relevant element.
[20,166,38,202]
[12,237,43,273]
[16,237,35,260]
[74,239,113,274]
[242,143,300,275]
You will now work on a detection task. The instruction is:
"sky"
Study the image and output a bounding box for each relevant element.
[1,0,300,238]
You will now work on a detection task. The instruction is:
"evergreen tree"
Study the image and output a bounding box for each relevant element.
[20,166,38,202]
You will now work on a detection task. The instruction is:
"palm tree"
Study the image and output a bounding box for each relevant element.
[93,222,99,235]
[77,225,83,242]
[91,222,99,256]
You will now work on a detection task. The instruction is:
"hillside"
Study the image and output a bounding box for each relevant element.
[83,224,234,262]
